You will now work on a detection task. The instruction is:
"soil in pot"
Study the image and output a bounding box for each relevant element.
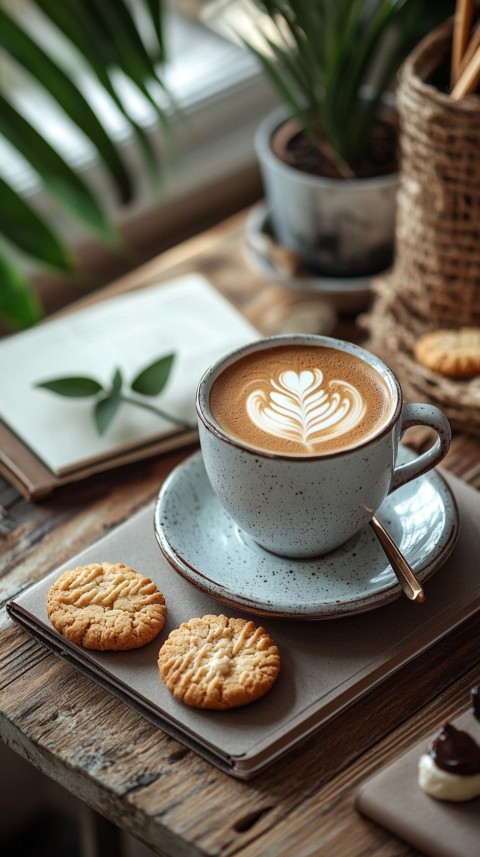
[271,107,399,180]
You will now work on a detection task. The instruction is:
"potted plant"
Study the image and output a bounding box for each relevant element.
[224,0,424,280]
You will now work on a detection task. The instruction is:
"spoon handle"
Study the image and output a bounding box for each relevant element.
[370,515,425,603]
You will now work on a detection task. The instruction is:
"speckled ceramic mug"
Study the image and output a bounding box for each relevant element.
[196,335,451,558]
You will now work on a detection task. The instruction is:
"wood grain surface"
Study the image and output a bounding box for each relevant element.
[2,209,480,857]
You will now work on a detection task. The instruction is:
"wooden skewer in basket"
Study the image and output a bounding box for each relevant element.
[451,0,475,86]
[450,0,480,98]
[451,43,480,98]
[456,19,480,78]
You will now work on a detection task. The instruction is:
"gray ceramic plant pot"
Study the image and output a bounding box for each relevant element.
[254,107,399,278]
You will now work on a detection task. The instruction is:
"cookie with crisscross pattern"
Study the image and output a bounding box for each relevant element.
[158,614,281,710]
[47,561,166,650]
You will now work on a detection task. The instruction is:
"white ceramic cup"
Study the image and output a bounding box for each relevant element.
[196,335,451,558]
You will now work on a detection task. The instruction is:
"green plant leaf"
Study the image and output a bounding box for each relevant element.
[33,0,164,183]
[111,367,123,395]
[0,176,72,270]
[131,353,175,396]
[84,0,169,98]
[351,1,418,159]
[0,250,42,329]
[81,0,173,150]
[35,377,104,397]
[110,369,123,396]
[0,8,133,206]
[144,0,165,59]
[0,96,116,242]
[242,38,310,130]
[94,391,123,435]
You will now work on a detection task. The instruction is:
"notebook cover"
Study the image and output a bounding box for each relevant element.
[6,468,480,779]
[0,419,198,500]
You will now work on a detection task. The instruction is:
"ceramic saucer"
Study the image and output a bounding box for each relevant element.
[154,449,459,620]
[245,202,374,314]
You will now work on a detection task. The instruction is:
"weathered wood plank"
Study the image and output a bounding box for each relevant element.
[1,608,479,857]
[232,665,480,857]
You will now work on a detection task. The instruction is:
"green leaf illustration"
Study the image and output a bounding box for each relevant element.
[94,392,122,435]
[131,353,175,397]
[34,352,191,435]
[35,377,104,397]
[111,367,123,395]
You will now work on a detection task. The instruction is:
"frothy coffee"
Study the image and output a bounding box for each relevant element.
[209,345,394,456]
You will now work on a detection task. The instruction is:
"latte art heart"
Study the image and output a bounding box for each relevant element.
[208,344,393,456]
[246,368,366,451]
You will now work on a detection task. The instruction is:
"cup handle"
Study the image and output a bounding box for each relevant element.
[390,403,451,492]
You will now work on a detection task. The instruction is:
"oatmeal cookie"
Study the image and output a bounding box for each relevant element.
[158,614,281,709]
[414,328,480,378]
[47,561,166,650]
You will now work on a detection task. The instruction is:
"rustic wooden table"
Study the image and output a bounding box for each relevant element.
[2,209,480,857]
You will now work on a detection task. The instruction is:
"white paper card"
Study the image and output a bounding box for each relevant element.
[3,274,258,474]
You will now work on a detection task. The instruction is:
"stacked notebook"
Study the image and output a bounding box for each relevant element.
[7,468,480,778]
[2,274,258,498]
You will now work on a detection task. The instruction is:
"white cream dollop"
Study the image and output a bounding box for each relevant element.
[418,752,480,802]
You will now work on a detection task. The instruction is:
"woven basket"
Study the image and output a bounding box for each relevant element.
[363,20,480,435]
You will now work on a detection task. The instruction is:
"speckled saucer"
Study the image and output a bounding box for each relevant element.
[154,450,458,620]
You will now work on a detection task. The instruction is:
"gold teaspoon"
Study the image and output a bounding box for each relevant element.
[370,515,425,603]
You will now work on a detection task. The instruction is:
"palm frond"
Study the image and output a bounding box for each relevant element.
[31,0,167,174]
[0,176,73,271]
[0,7,134,204]
[0,250,43,329]
[0,0,169,330]
[0,94,118,241]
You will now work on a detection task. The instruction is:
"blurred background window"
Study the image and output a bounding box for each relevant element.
[0,1,277,325]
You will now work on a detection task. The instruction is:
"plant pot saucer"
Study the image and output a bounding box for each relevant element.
[245,202,377,314]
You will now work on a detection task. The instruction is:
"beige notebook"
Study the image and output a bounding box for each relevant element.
[7,469,480,779]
